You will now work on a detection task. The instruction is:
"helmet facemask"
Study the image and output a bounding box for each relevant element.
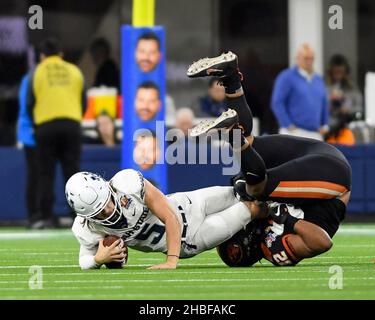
[86,184,127,228]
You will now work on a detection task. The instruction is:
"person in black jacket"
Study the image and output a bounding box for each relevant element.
[90,38,120,91]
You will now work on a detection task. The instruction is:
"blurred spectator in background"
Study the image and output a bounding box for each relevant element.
[175,107,195,137]
[324,54,362,146]
[84,111,120,146]
[326,54,363,116]
[135,81,161,121]
[193,78,226,117]
[17,74,41,229]
[27,38,84,228]
[89,37,120,91]
[325,123,355,146]
[271,43,329,140]
[165,94,177,126]
[135,32,161,73]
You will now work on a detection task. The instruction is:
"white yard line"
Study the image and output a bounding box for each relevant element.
[53,277,375,283]
[0,231,72,239]
[0,263,225,269]
[337,228,375,236]
[0,259,75,263]
[3,290,374,300]
[0,282,365,291]
[22,252,76,255]
[0,265,79,269]
[0,256,373,269]
[333,244,375,248]
[0,276,373,285]
[0,267,372,277]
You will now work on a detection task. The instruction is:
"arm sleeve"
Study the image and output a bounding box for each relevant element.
[72,218,104,270]
[79,244,100,270]
[271,72,293,128]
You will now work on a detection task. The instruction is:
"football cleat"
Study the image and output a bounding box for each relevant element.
[187,51,238,78]
[190,109,239,137]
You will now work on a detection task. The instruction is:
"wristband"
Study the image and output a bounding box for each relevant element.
[285,215,299,231]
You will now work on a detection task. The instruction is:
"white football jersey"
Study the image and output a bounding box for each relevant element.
[72,171,253,269]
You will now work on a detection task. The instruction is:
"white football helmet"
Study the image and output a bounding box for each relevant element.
[65,172,124,227]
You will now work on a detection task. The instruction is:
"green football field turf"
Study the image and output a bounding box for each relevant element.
[0,224,374,300]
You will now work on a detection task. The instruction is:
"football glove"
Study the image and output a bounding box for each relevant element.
[231,173,256,202]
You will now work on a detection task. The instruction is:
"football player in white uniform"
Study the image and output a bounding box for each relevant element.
[66,169,267,270]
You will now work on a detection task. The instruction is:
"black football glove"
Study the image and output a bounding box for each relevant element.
[269,203,300,231]
[231,174,256,202]
[268,203,290,224]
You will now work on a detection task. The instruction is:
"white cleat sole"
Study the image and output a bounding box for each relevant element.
[187,51,237,77]
[190,109,238,137]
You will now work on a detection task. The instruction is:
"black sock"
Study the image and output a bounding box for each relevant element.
[221,71,242,94]
[228,128,248,150]
[225,96,253,137]
[240,145,266,185]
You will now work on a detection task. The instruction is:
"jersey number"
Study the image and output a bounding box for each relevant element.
[134,224,165,245]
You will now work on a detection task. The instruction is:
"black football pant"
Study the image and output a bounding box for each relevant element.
[226,93,352,205]
[24,146,40,223]
[35,119,81,220]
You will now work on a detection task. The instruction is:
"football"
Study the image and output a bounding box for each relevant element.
[103,235,128,269]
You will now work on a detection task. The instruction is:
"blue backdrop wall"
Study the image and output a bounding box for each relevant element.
[0,144,371,220]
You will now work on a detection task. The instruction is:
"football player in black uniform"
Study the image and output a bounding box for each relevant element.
[187,51,351,266]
